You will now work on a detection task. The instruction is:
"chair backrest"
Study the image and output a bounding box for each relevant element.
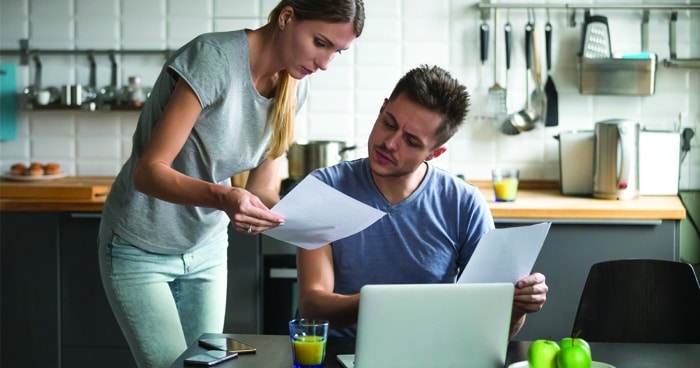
[572,259,700,343]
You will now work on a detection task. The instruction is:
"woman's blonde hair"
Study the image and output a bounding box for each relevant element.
[265,0,365,158]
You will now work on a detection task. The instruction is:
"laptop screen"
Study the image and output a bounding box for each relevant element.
[341,283,514,368]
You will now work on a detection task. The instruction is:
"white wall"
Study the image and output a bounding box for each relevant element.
[1,0,698,189]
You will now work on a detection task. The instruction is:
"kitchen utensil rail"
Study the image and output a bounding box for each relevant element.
[665,10,700,69]
[477,2,700,28]
[478,3,700,11]
[0,39,174,66]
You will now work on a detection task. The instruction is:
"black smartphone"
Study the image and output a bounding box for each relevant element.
[184,350,238,366]
[199,338,257,354]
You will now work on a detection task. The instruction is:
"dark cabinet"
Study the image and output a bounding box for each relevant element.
[0,211,61,368]
[1,211,261,368]
[59,212,135,368]
[496,219,680,341]
[225,227,262,334]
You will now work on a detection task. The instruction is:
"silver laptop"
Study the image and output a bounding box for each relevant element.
[337,283,514,368]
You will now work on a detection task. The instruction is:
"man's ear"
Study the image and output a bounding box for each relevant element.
[425,146,447,161]
[379,98,389,113]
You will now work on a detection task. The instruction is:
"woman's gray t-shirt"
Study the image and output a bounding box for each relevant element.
[102,30,308,254]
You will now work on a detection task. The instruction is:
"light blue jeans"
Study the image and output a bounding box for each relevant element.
[98,222,228,368]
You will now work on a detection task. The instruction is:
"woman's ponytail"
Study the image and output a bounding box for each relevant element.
[266,70,298,159]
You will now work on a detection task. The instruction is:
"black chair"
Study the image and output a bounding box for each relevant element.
[572,259,700,343]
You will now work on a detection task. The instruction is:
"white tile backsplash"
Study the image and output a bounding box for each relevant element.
[355,41,401,65]
[403,19,449,42]
[76,0,120,17]
[31,137,75,159]
[77,137,120,159]
[309,66,354,90]
[29,18,75,49]
[121,17,166,49]
[214,0,260,18]
[364,0,400,18]
[166,18,213,47]
[75,18,120,49]
[122,0,165,17]
[168,0,212,17]
[403,0,449,18]
[0,0,698,190]
[29,0,72,18]
[308,90,354,114]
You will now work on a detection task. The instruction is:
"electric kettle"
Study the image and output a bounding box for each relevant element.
[593,119,640,200]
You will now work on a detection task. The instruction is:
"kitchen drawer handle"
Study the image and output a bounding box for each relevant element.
[495,218,662,226]
[269,268,297,279]
[69,213,102,219]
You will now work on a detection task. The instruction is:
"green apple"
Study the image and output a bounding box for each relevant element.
[558,336,591,354]
[527,339,561,368]
[557,343,592,368]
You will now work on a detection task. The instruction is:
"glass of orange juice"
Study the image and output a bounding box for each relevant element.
[289,319,329,368]
[492,169,520,202]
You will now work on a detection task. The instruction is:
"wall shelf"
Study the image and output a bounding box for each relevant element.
[0,39,173,65]
[23,102,142,113]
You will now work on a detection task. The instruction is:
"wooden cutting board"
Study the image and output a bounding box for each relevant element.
[0,176,112,200]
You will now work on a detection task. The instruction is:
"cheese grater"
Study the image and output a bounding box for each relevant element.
[582,15,611,59]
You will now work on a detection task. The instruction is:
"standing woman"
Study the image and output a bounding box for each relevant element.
[98,1,365,366]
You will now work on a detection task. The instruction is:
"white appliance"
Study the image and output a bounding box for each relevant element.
[639,130,681,195]
[556,129,680,196]
[555,130,595,195]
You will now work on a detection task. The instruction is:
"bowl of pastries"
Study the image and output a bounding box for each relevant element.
[4,162,66,181]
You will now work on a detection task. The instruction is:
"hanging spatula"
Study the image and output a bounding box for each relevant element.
[486,10,507,122]
[544,16,559,127]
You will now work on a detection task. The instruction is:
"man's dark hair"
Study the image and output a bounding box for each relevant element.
[388,64,470,147]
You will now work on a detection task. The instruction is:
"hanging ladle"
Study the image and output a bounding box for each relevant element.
[22,55,42,104]
[508,10,537,132]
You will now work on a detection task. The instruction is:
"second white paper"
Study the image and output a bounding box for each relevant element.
[457,222,551,284]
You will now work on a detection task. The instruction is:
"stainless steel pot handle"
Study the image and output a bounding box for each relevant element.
[339,145,357,154]
[269,268,297,279]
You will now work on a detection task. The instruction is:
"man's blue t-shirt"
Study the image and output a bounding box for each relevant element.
[311,158,494,336]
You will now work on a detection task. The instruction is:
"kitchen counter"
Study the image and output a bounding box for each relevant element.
[0,177,687,220]
[0,176,689,356]
[0,176,110,212]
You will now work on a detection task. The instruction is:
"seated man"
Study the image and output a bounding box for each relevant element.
[296,64,548,339]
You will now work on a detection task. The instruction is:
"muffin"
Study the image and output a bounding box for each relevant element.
[26,162,45,176]
[10,163,27,176]
[44,162,62,175]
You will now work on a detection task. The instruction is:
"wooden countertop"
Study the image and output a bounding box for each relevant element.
[0,176,110,212]
[0,177,687,220]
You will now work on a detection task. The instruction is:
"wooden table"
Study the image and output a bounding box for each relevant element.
[170,333,700,367]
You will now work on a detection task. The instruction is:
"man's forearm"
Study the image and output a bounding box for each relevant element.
[509,312,526,339]
[298,291,360,329]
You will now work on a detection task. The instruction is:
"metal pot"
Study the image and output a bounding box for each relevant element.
[287,141,357,180]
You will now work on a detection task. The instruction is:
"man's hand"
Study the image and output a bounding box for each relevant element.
[513,272,548,315]
[508,272,548,339]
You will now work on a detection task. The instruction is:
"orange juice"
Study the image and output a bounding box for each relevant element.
[494,177,518,201]
[292,335,325,367]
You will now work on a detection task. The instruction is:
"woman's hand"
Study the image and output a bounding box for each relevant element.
[223,187,285,234]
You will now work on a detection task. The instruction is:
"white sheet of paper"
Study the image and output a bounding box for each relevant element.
[457,222,551,284]
[263,175,386,250]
